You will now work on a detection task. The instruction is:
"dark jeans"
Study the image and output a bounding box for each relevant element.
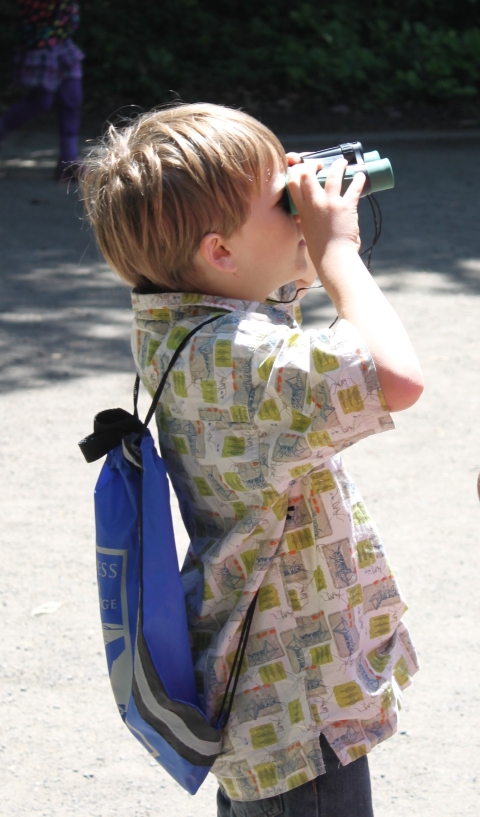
[217,735,374,817]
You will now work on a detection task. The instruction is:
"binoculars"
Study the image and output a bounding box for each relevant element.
[283,141,394,215]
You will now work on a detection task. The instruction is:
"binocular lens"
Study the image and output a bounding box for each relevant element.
[363,150,381,163]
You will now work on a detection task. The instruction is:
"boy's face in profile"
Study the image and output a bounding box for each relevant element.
[195,154,317,302]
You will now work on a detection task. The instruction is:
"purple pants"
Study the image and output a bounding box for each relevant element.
[0,78,82,164]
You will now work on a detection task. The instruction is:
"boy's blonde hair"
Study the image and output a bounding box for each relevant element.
[81,103,286,291]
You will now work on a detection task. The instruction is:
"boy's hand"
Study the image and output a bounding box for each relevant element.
[286,157,366,275]
[285,153,424,413]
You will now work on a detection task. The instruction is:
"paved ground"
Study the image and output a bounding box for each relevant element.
[0,125,479,816]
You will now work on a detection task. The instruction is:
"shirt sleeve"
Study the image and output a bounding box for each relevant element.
[251,318,394,483]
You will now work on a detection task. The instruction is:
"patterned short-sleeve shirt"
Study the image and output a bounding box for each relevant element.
[131,288,419,802]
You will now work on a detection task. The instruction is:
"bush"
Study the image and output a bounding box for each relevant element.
[1,0,480,115]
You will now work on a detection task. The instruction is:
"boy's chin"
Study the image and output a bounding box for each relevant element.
[291,278,315,300]
[295,287,311,301]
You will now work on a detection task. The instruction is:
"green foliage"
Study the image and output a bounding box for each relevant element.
[1,0,480,111]
[0,1,17,93]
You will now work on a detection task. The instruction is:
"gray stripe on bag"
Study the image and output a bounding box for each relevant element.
[133,646,223,757]
[136,623,221,743]
[132,674,217,766]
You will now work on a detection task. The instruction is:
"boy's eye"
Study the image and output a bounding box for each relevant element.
[277,186,292,214]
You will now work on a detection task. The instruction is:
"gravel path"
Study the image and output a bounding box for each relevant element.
[1,128,479,816]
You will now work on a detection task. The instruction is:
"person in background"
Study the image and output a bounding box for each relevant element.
[0,0,83,181]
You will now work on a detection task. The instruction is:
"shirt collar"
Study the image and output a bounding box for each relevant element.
[131,283,302,327]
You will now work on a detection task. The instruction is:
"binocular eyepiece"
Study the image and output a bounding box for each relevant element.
[283,141,394,215]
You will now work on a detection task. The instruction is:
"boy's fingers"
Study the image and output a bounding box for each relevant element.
[286,152,324,172]
[343,170,366,204]
[288,162,323,210]
[286,152,303,167]
[288,160,365,212]
[302,158,323,174]
[323,158,348,196]
[300,153,323,171]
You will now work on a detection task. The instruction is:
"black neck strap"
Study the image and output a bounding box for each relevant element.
[138,312,222,436]
[79,313,223,462]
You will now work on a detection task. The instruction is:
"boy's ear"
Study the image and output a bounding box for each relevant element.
[197,233,237,273]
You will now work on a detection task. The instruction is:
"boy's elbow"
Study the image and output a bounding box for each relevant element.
[384,372,424,413]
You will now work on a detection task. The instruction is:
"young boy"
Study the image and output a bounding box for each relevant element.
[82,104,423,817]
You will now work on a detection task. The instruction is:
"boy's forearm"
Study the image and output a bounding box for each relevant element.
[320,245,424,412]
[287,159,423,412]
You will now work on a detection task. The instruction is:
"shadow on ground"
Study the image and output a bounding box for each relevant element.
[0,169,133,391]
[0,134,479,392]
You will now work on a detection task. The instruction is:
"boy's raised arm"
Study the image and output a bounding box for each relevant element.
[288,158,424,412]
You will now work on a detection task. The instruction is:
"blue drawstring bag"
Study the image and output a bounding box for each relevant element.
[79,316,257,795]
